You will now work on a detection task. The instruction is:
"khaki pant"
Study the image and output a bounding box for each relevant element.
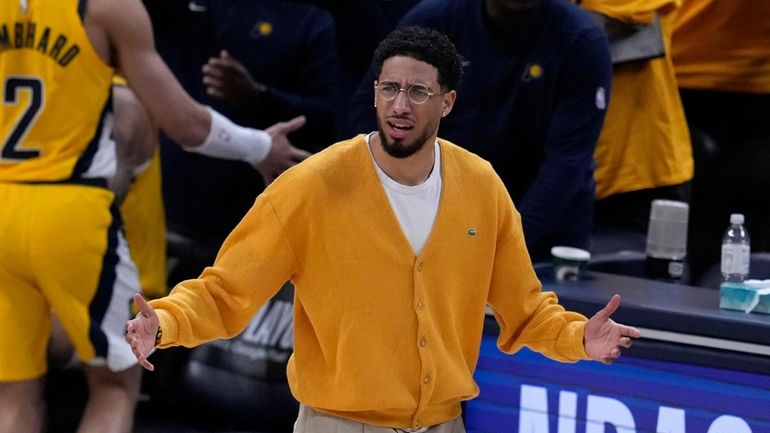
[293,404,466,433]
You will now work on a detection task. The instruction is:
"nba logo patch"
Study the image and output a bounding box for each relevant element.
[595,86,607,110]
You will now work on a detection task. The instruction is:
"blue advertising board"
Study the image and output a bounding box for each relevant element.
[465,335,770,433]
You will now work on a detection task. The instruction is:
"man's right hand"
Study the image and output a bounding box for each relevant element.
[256,116,311,185]
[125,293,160,371]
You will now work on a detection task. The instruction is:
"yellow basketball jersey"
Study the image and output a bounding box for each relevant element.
[0,0,115,182]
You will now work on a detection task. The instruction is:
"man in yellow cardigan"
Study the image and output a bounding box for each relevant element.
[126,26,640,432]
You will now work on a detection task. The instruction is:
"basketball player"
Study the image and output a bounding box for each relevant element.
[0,1,308,432]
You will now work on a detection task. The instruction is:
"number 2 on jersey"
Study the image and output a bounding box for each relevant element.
[2,77,43,161]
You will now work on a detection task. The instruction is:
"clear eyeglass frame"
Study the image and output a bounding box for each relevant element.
[375,81,440,105]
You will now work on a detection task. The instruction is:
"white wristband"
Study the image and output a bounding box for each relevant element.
[189,107,272,165]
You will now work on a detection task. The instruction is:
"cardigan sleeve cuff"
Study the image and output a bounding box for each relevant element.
[561,320,591,361]
[151,308,178,349]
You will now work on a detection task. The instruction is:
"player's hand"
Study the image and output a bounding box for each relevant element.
[256,116,310,184]
[125,293,160,371]
[584,294,641,364]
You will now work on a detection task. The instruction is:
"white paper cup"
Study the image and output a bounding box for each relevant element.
[551,246,591,281]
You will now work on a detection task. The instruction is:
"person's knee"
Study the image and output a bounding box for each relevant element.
[83,364,142,400]
[0,379,45,403]
[0,379,46,433]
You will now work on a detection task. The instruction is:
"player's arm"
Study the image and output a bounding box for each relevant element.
[86,0,307,173]
[89,0,210,147]
[110,83,155,202]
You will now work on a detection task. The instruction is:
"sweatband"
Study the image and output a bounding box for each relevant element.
[189,107,272,165]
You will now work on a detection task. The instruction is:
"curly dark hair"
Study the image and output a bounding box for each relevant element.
[371,26,463,92]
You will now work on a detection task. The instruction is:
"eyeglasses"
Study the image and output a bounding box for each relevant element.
[375,81,439,105]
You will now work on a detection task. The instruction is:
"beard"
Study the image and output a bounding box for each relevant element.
[376,116,436,159]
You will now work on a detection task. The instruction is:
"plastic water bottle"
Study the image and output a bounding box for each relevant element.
[721,213,751,283]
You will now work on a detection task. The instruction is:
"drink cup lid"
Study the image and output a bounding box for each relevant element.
[551,246,591,261]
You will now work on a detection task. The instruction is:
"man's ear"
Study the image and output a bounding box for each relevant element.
[442,89,457,117]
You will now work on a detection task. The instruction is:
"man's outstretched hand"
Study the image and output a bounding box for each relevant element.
[584,294,641,364]
[256,115,310,185]
[125,293,160,371]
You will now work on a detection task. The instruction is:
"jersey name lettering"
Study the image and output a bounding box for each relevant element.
[0,21,80,67]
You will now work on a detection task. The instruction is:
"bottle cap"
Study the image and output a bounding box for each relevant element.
[730,213,745,225]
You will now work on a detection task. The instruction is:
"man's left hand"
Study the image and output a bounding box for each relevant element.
[584,294,641,364]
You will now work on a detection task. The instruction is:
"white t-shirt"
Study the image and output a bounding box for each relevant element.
[366,133,442,256]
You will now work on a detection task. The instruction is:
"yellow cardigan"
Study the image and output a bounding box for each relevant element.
[151,135,589,429]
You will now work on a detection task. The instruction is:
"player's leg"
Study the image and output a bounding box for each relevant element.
[78,364,142,433]
[0,184,52,433]
[0,380,46,433]
[40,185,142,433]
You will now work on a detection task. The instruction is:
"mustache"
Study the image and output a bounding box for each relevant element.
[386,115,415,122]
